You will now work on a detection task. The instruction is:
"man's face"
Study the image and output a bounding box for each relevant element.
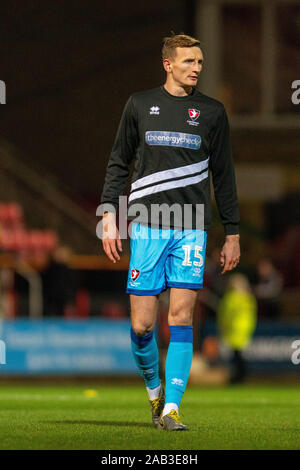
[166,46,204,87]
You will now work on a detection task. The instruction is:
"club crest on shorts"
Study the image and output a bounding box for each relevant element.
[131,268,140,281]
[187,108,200,126]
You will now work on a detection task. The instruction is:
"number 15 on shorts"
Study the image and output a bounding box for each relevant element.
[182,245,203,267]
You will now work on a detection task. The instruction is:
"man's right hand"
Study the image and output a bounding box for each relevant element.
[101,212,123,263]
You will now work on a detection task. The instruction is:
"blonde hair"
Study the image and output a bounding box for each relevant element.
[162,33,201,61]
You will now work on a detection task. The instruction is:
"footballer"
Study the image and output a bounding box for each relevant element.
[101,34,240,430]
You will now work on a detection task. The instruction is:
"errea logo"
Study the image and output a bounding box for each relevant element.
[144,368,154,377]
[150,106,160,115]
[171,378,184,386]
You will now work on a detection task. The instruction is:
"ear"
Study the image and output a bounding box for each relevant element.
[163,58,172,73]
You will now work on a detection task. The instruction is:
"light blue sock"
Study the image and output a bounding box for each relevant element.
[130,328,161,389]
[165,325,193,407]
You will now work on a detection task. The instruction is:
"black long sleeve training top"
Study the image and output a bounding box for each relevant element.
[101,86,240,235]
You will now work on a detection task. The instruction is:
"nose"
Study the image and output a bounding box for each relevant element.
[193,62,202,74]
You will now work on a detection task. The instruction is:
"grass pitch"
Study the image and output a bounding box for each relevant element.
[0,383,299,450]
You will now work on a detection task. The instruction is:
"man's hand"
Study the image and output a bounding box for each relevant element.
[101,212,122,263]
[220,234,240,275]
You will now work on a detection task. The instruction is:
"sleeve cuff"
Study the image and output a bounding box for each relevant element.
[224,224,239,235]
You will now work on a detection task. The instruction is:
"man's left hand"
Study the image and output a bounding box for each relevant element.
[220,234,240,275]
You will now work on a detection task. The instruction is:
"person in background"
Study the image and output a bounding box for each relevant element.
[217,273,257,384]
[254,257,283,320]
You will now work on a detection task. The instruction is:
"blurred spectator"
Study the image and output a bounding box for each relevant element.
[217,274,257,384]
[254,257,283,319]
[101,301,127,319]
[42,245,77,317]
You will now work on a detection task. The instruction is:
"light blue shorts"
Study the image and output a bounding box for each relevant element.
[126,223,207,295]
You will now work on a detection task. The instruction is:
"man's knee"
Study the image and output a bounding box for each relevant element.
[168,307,193,325]
[131,321,154,337]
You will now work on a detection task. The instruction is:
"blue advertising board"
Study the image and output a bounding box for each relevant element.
[0,319,137,375]
[1,319,299,375]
